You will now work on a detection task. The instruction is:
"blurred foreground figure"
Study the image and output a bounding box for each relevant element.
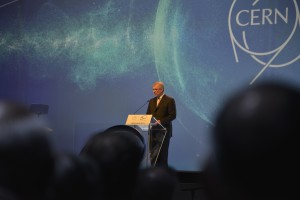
[0,100,31,123]
[46,153,102,200]
[133,166,180,200]
[80,125,145,200]
[203,81,299,200]
[0,100,55,200]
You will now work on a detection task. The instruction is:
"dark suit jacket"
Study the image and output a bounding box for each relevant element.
[146,94,176,136]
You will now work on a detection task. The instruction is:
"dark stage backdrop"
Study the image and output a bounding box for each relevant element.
[1,0,300,171]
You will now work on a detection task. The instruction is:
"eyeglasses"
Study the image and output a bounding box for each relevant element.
[152,88,162,91]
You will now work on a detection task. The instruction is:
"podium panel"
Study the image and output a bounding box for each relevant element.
[148,124,167,167]
[125,114,152,126]
[131,125,151,167]
[125,114,167,167]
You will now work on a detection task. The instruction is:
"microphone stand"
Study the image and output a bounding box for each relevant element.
[133,99,150,114]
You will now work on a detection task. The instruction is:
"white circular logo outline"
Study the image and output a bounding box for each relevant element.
[228,0,300,84]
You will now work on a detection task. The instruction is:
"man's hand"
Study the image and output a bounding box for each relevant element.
[154,120,161,125]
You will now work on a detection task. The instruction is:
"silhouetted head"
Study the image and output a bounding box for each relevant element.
[204,81,299,199]
[0,100,55,200]
[0,187,19,200]
[46,153,102,200]
[0,100,32,124]
[133,166,179,200]
[80,125,145,200]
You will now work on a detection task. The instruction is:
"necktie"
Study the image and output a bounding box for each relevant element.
[157,97,161,106]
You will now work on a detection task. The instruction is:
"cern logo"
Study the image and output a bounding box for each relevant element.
[228,0,300,84]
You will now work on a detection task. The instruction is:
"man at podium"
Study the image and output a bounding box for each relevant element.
[146,81,176,167]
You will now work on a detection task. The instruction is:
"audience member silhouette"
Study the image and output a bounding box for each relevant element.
[133,166,180,200]
[45,153,102,200]
[80,125,145,200]
[0,100,32,124]
[203,81,299,200]
[0,187,19,200]
[0,100,55,200]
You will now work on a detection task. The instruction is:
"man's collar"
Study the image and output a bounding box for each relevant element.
[157,94,165,100]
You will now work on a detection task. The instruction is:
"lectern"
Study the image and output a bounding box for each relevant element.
[125,114,167,167]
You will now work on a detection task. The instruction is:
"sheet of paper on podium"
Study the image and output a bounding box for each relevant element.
[125,114,152,126]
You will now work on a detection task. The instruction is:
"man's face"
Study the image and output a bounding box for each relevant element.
[152,84,163,97]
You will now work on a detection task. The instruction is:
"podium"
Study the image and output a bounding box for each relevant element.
[125,114,167,167]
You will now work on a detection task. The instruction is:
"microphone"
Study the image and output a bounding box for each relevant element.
[133,99,150,114]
